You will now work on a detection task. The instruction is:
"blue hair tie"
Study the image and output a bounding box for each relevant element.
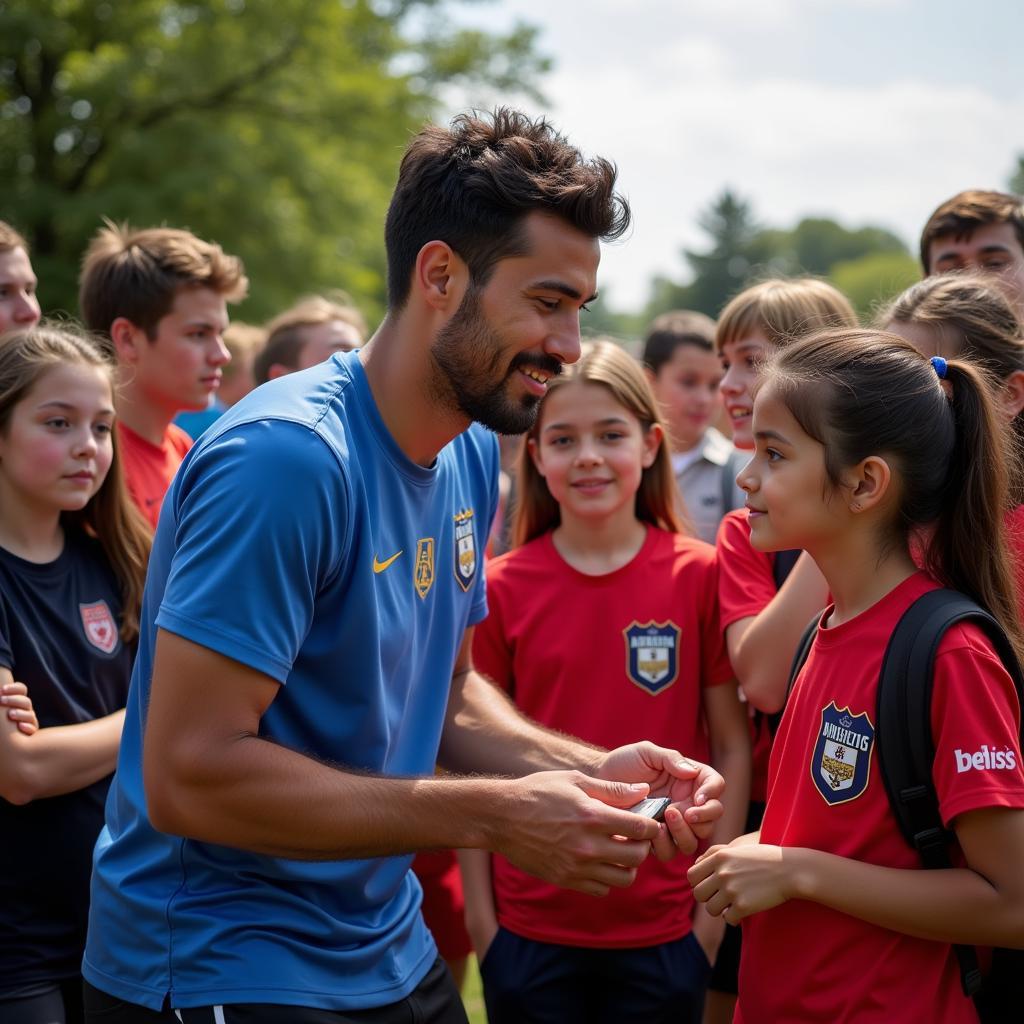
[930,355,948,380]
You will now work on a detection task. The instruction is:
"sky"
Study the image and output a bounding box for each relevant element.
[443,0,1024,312]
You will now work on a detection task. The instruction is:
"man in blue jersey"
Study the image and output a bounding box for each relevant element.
[83,109,726,1024]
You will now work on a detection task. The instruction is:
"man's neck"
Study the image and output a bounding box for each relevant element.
[359,314,468,467]
[116,378,175,447]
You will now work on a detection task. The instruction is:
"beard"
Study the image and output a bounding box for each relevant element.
[429,287,562,435]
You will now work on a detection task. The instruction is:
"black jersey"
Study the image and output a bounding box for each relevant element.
[0,528,135,998]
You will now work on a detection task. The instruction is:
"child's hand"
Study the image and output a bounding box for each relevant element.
[1,681,39,735]
[686,841,796,924]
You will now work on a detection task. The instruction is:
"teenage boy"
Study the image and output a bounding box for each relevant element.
[642,310,745,543]
[78,223,248,527]
[0,221,41,334]
[82,109,725,1024]
[254,294,367,384]
[919,189,1024,319]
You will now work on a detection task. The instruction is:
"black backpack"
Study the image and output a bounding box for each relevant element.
[786,589,1024,1022]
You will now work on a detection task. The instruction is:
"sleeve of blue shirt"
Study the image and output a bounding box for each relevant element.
[156,420,349,684]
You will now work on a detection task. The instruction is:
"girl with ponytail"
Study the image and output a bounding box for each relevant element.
[681,329,1024,1023]
[883,273,1024,617]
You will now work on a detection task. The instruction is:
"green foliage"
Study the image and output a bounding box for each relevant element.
[1010,154,1024,197]
[0,0,550,325]
[829,250,920,323]
[644,188,915,325]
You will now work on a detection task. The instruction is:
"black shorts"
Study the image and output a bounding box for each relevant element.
[83,958,467,1024]
[479,927,711,1024]
[1,979,84,1024]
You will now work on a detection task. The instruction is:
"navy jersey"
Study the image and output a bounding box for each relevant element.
[0,529,133,998]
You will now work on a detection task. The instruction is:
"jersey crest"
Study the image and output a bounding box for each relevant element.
[80,600,119,655]
[811,702,875,805]
[623,621,680,695]
[414,537,435,599]
[452,508,477,592]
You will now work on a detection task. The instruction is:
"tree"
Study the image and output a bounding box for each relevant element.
[643,190,916,325]
[828,251,919,322]
[0,0,550,324]
[1010,154,1024,197]
[679,189,761,317]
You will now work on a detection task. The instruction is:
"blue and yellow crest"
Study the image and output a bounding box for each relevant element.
[810,702,875,806]
[623,621,680,695]
[414,537,435,599]
[453,508,477,592]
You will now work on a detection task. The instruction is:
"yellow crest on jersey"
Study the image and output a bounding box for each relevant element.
[414,537,435,599]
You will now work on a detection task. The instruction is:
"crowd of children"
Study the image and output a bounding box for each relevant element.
[1,134,1024,1024]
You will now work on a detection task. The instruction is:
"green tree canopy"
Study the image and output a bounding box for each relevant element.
[1010,154,1024,197]
[0,0,549,325]
[644,189,915,325]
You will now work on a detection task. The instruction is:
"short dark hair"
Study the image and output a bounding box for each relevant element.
[384,108,630,310]
[919,190,1024,273]
[642,310,717,375]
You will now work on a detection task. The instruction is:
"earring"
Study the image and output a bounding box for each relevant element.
[850,501,862,512]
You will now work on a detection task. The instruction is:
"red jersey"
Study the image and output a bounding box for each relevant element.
[737,572,1024,1024]
[117,422,192,530]
[473,527,733,948]
[715,507,780,801]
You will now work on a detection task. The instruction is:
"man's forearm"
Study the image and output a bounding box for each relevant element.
[437,668,604,778]
[148,730,510,859]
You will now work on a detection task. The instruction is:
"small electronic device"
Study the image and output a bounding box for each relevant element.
[628,796,671,822]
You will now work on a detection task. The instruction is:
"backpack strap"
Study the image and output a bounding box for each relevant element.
[787,614,819,701]
[768,612,820,736]
[876,588,1024,999]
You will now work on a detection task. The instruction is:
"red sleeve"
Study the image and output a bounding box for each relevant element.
[700,553,735,689]
[715,509,777,629]
[471,564,514,692]
[930,624,1024,826]
[167,423,194,457]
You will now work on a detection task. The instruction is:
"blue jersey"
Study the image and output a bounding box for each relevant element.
[84,352,499,1011]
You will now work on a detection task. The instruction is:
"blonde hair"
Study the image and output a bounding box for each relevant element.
[716,277,858,354]
[0,322,151,641]
[79,220,248,343]
[0,221,28,255]
[513,341,686,547]
[221,322,267,381]
[255,294,367,384]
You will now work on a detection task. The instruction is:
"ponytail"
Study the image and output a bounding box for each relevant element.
[923,360,1024,661]
[764,329,1024,665]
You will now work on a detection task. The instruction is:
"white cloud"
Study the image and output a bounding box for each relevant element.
[531,65,1023,310]
[442,0,1022,312]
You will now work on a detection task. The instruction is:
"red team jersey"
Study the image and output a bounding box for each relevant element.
[117,421,193,529]
[737,572,1024,1024]
[716,507,781,802]
[473,526,733,949]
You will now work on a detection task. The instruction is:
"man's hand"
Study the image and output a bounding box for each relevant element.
[595,742,725,859]
[488,770,660,897]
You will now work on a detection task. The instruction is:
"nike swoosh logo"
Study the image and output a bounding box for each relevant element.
[373,550,403,573]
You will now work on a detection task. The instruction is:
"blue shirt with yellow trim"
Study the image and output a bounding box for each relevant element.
[84,351,499,1012]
